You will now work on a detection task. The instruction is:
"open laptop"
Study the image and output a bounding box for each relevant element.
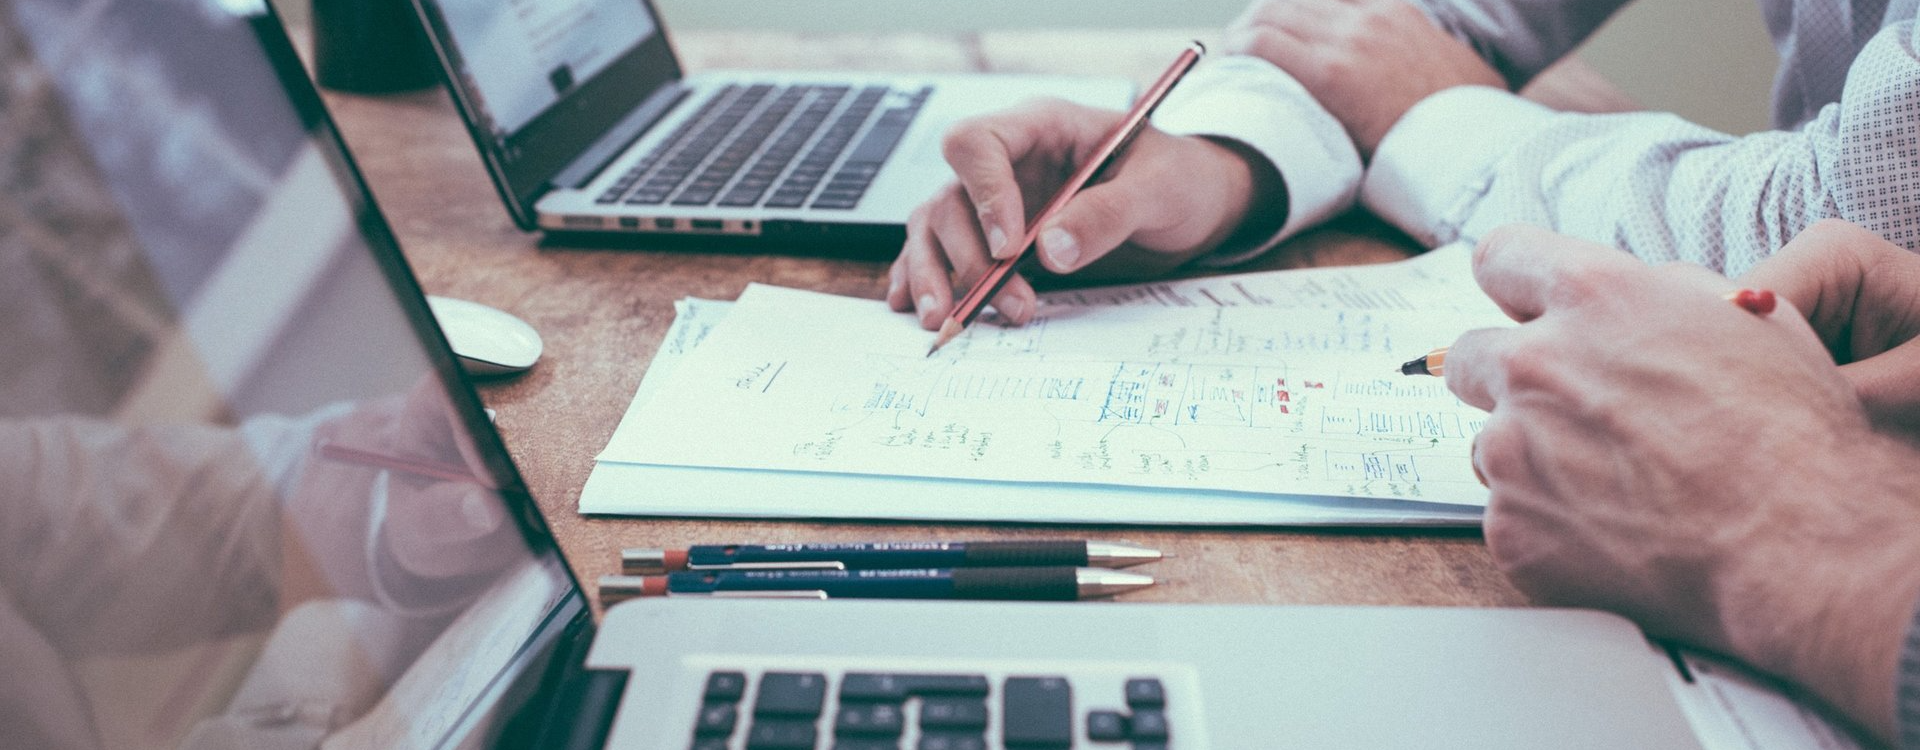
[405,0,1133,248]
[0,1,1822,748]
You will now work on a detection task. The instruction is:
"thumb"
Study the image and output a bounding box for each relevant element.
[1032,182,1143,274]
[1840,336,1920,434]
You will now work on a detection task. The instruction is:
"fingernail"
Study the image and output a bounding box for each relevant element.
[887,279,900,301]
[988,226,1009,257]
[997,296,1027,322]
[917,294,941,324]
[1041,227,1079,269]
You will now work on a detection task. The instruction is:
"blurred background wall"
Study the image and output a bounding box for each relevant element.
[282,0,1781,134]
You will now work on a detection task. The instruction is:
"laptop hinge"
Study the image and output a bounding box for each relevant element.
[552,83,691,191]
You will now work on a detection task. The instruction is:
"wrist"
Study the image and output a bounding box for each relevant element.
[1716,434,1920,742]
[1195,136,1287,256]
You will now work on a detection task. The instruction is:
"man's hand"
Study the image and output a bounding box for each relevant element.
[1444,224,1920,744]
[1739,218,1920,445]
[1224,0,1503,158]
[889,99,1282,330]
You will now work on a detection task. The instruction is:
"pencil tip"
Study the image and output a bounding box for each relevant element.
[926,319,962,357]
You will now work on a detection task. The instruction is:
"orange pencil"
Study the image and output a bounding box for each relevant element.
[926,42,1207,356]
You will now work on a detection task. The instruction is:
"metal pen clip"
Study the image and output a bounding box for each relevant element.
[686,561,847,571]
[672,590,831,600]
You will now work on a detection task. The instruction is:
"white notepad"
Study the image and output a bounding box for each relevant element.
[583,244,1511,525]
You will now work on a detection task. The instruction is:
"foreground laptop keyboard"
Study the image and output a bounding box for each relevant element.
[688,670,1172,749]
[596,83,931,212]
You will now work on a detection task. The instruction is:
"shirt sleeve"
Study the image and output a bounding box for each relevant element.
[1151,55,1363,267]
[1360,20,1920,276]
[1411,0,1637,89]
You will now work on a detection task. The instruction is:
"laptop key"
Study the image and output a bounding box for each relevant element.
[1002,677,1072,747]
[918,697,987,730]
[1124,678,1165,707]
[832,741,899,750]
[834,701,905,736]
[1129,709,1169,740]
[689,739,729,750]
[693,702,738,736]
[754,672,827,717]
[705,672,747,702]
[1086,710,1128,741]
[916,733,986,750]
[745,719,817,750]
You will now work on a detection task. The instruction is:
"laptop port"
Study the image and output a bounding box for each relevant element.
[654,218,677,230]
[618,217,641,229]
[690,219,724,231]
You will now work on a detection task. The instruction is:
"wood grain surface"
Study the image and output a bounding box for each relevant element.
[314,30,1636,613]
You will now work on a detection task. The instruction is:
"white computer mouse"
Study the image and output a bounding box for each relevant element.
[426,296,543,377]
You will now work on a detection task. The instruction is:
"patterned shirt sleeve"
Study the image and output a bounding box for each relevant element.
[1360,20,1920,276]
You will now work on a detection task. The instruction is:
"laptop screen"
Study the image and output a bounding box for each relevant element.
[413,0,682,225]
[0,0,583,748]
[429,0,658,137]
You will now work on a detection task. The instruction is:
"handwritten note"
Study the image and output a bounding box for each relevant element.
[597,252,1507,508]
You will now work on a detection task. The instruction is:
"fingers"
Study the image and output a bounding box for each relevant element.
[1842,337,1920,432]
[896,186,1041,329]
[899,203,957,329]
[384,481,509,579]
[1740,219,1920,360]
[1471,224,1639,322]
[1033,181,1146,274]
[1440,326,1521,411]
[943,103,1077,259]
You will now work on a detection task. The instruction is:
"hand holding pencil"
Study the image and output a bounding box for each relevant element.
[889,43,1288,342]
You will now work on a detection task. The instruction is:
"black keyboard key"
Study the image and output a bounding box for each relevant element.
[917,734,985,750]
[1124,678,1165,707]
[1086,710,1128,741]
[673,189,720,206]
[1129,709,1169,740]
[754,672,827,717]
[810,196,860,210]
[918,698,987,730]
[1002,677,1072,747]
[745,719,817,750]
[706,672,747,702]
[693,702,737,736]
[840,673,990,702]
[835,702,905,736]
[833,741,899,750]
[626,190,671,205]
[764,192,810,209]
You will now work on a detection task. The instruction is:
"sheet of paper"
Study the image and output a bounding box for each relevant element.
[1044,243,1498,315]
[599,283,1505,507]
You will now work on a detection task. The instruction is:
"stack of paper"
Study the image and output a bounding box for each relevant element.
[582,243,1514,526]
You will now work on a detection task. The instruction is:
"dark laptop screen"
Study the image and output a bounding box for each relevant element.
[413,0,682,226]
[0,0,582,747]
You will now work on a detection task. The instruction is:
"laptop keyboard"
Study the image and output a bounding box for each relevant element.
[688,670,1172,749]
[596,83,932,212]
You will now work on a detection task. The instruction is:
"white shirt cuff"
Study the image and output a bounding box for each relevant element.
[1153,55,1363,266]
[1361,86,1556,247]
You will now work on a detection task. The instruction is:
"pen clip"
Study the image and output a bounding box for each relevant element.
[671,590,832,600]
[686,561,847,572]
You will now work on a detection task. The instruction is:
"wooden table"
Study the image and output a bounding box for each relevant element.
[318,30,1637,612]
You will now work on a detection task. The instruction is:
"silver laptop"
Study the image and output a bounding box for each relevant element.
[0,1,1745,748]
[406,0,1133,248]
